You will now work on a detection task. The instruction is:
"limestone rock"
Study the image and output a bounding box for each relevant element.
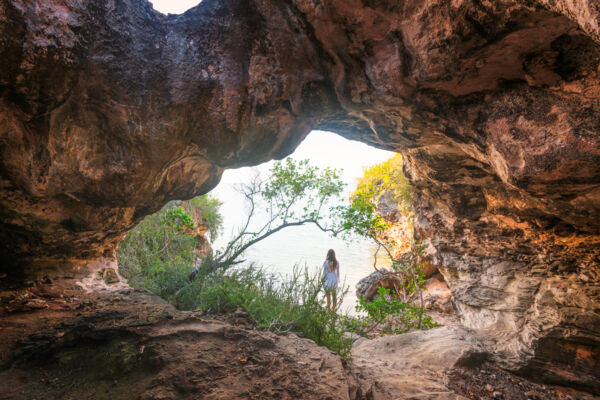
[423,274,454,314]
[355,268,401,300]
[99,268,120,285]
[350,326,490,399]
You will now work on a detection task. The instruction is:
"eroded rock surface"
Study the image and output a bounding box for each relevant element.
[1,0,599,391]
[0,264,356,400]
[350,326,491,399]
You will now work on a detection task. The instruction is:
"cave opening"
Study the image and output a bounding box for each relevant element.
[117,129,433,314]
[149,0,202,15]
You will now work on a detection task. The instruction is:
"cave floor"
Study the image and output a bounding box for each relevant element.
[0,266,597,400]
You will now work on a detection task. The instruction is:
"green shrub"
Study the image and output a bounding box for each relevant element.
[185,195,223,240]
[117,195,222,294]
[348,287,437,336]
[353,153,412,211]
[173,265,352,359]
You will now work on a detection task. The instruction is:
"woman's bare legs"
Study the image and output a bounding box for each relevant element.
[332,291,337,312]
[325,290,337,311]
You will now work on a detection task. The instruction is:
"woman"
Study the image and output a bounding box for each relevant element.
[322,249,340,311]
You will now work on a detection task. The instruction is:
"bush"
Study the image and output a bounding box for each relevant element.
[173,264,352,359]
[118,194,222,294]
[347,241,438,337]
[185,195,223,240]
[348,287,437,336]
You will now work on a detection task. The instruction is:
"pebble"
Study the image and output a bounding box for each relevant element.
[525,390,538,399]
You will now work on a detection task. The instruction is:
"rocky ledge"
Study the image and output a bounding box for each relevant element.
[3,265,598,400]
[0,263,356,399]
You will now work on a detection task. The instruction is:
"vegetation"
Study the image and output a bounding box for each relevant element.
[204,158,346,271]
[347,242,437,337]
[117,176,352,358]
[348,286,436,336]
[118,156,433,358]
[117,194,222,295]
[352,153,412,212]
[339,155,435,337]
[174,265,351,359]
[184,195,223,241]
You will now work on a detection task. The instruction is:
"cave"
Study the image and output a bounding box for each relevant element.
[0,0,599,398]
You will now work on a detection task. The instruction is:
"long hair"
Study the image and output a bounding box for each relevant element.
[326,249,338,273]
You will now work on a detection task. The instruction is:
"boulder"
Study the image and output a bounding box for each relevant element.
[423,274,454,314]
[355,268,401,300]
[350,326,491,399]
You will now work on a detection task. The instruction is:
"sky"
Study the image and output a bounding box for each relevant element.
[212,130,395,248]
[217,130,394,188]
[149,0,201,14]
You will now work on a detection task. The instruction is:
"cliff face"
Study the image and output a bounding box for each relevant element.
[1,0,599,391]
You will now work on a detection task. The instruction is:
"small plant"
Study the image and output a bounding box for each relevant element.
[348,286,437,337]
[164,207,195,231]
[347,241,438,338]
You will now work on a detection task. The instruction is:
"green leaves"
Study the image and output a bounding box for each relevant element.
[164,207,195,231]
[173,264,352,359]
[188,195,223,240]
[213,158,348,267]
[117,196,223,297]
[352,154,412,213]
[262,158,345,220]
[332,192,390,239]
[350,284,437,336]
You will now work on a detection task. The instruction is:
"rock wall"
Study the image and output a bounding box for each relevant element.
[1,0,599,391]
[407,157,600,391]
[375,191,414,257]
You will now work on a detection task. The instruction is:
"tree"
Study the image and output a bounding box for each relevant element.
[353,154,412,213]
[187,156,433,335]
[190,158,347,278]
[182,195,223,241]
[336,155,433,333]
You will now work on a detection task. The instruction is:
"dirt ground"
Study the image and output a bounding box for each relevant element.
[0,269,355,400]
[448,362,599,400]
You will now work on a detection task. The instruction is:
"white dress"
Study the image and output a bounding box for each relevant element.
[322,260,340,290]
